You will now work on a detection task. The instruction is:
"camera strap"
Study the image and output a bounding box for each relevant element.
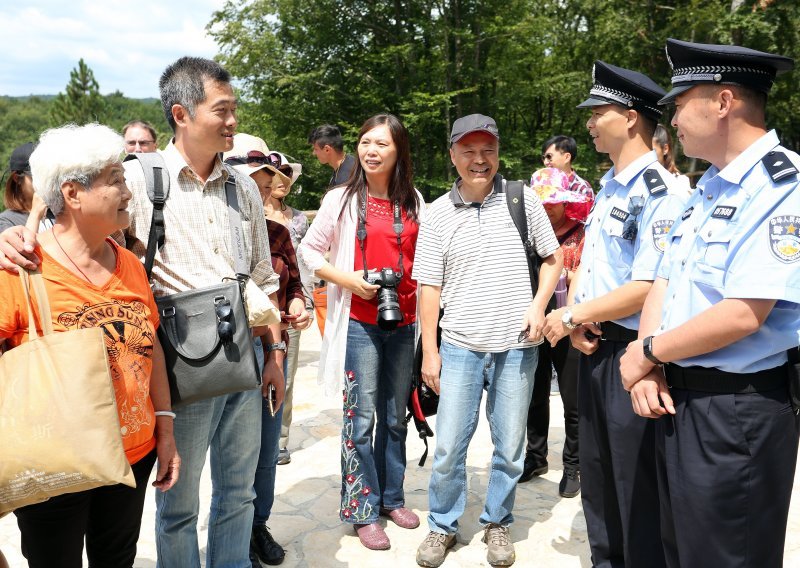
[356,189,404,279]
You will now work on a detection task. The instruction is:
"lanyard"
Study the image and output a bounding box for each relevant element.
[356,189,404,279]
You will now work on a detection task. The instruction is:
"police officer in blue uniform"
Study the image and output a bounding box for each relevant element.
[543,61,686,567]
[620,38,800,568]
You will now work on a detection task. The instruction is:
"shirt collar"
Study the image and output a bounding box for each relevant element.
[612,150,658,186]
[717,129,779,185]
[162,140,229,184]
[448,174,503,207]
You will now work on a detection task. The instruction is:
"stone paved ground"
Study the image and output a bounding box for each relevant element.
[2,324,799,567]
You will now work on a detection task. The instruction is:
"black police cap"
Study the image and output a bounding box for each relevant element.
[660,38,795,104]
[577,61,666,121]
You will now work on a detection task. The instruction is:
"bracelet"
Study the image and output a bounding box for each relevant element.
[154,410,177,419]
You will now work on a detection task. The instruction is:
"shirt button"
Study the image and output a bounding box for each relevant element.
[208,218,214,224]
[681,259,686,266]
[707,230,712,237]
[693,227,698,233]
[707,194,713,200]
[213,247,219,254]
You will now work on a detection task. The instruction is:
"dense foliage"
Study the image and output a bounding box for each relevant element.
[209,0,800,208]
[3,1,799,212]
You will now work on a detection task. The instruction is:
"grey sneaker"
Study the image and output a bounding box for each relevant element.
[416,531,456,567]
[277,448,291,465]
[482,523,515,566]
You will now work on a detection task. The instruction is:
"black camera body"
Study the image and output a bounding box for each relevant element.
[365,268,404,330]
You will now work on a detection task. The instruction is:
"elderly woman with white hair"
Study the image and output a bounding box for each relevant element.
[0,123,180,568]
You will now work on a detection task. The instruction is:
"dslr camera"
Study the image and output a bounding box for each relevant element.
[365,268,404,330]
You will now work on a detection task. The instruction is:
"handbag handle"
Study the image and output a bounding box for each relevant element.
[17,266,54,339]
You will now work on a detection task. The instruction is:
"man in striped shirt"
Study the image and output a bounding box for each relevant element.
[413,114,562,568]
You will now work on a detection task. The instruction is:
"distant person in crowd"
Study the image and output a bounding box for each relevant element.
[621,38,799,568]
[0,123,180,568]
[520,167,592,500]
[299,114,424,551]
[542,61,686,568]
[122,120,158,153]
[259,149,314,466]
[414,114,562,568]
[225,133,312,567]
[1,143,39,232]
[540,135,594,198]
[308,124,357,188]
[652,123,692,195]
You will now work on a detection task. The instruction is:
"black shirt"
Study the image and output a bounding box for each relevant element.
[329,154,356,188]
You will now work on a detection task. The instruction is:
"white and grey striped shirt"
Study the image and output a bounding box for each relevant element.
[413,176,559,352]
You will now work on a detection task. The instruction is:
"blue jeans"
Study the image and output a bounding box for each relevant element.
[253,357,288,526]
[156,338,264,568]
[340,319,415,524]
[427,341,537,534]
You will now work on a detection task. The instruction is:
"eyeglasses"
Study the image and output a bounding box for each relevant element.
[125,140,155,148]
[215,298,234,343]
[542,153,554,162]
[622,196,645,241]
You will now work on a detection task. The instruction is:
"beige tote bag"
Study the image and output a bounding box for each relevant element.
[0,267,135,516]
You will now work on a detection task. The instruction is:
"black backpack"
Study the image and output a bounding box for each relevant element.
[405,181,548,466]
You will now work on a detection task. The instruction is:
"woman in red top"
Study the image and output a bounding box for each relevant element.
[299,114,424,550]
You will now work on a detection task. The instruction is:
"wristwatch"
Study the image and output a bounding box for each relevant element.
[643,335,664,365]
[561,309,579,330]
[267,341,287,353]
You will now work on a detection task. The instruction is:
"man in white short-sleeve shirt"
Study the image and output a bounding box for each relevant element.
[413,114,562,568]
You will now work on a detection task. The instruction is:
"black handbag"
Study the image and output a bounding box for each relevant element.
[127,153,261,407]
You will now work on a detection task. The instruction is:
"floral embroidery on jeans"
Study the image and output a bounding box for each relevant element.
[340,369,373,522]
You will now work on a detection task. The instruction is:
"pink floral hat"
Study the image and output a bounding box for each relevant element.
[530,167,593,222]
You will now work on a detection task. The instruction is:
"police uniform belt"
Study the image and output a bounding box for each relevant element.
[665,363,788,394]
[598,321,638,343]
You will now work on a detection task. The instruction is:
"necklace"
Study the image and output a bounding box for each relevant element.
[52,229,93,284]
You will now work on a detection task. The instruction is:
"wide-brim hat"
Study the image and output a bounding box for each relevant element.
[223,133,278,177]
[531,167,593,222]
[659,38,795,104]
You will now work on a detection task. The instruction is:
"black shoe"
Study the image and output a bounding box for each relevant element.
[518,456,548,483]
[559,468,580,498]
[251,525,286,565]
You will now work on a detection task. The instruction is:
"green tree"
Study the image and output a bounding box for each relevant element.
[206,0,798,206]
[50,59,106,126]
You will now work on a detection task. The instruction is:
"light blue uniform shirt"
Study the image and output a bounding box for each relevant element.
[657,130,800,373]
[575,151,687,330]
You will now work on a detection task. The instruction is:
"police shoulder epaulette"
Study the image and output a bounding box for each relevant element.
[643,168,667,196]
[762,151,799,184]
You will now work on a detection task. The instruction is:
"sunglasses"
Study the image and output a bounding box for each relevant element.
[215,298,234,343]
[622,196,645,241]
[542,153,554,162]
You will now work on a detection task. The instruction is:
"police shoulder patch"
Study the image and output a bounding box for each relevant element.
[769,215,800,263]
[643,168,667,196]
[762,151,799,184]
[651,219,674,253]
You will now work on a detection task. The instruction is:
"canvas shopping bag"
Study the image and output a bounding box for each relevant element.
[0,267,134,516]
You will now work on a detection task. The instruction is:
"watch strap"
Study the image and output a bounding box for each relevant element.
[643,335,664,365]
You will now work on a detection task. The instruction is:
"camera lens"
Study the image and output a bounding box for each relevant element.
[376,286,403,330]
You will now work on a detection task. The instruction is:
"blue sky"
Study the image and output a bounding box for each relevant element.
[1,0,227,98]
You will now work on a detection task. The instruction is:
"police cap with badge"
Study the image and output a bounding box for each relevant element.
[659,38,794,104]
[577,61,666,121]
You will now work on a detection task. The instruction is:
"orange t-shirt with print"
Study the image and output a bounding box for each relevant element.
[0,240,159,465]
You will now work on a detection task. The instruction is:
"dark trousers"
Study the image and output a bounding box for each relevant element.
[578,340,664,568]
[15,449,157,568]
[658,386,800,568]
[525,336,580,469]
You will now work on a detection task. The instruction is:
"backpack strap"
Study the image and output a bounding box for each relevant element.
[124,153,170,279]
[505,180,540,295]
